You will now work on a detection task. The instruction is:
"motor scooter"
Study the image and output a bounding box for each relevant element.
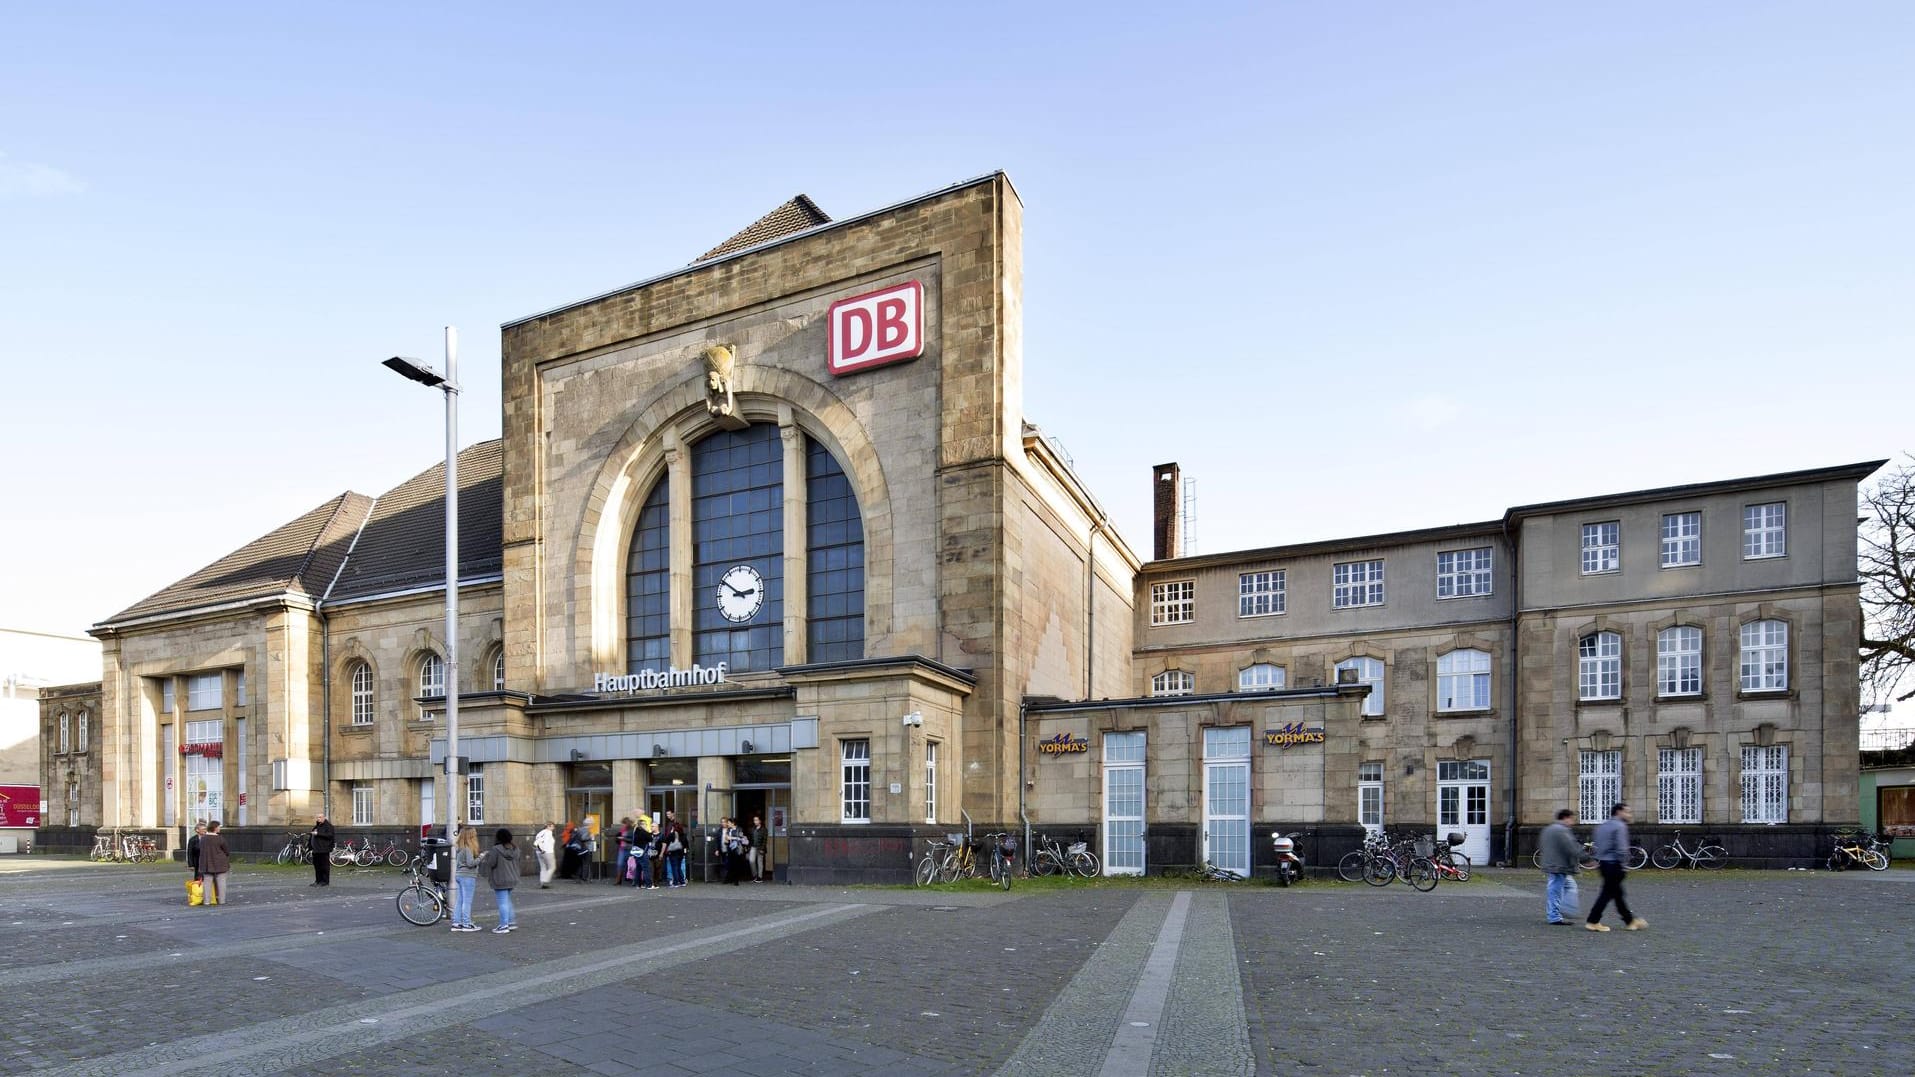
[1271,831,1304,886]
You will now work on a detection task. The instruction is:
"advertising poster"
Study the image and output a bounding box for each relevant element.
[0,785,42,828]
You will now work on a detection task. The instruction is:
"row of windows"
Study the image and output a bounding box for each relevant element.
[346,652,506,726]
[349,769,485,827]
[1583,502,1787,574]
[54,710,89,754]
[156,671,248,714]
[1151,650,1491,713]
[1577,620,1789,700]
[835,737,944,825]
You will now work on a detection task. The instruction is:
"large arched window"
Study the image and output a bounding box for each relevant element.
[418,653,445,720]
[1578,631,1622,700]
[1238,664,1286,692]
[623,423,865,673]
[349,661,375,725]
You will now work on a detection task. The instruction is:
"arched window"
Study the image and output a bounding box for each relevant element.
[58,712,70,754]
[1739,620,1788,692]
[1437,649,1491,711]
[492,650,506,691]
[418,653,445,720]
[1578,632,1622,700]
[77,710,89,753]
[1657,626,1702,697]
[1239,663,1286,692]
[1151,670,1194,697]
[349,661,375,725]
[1335,657,1386,717]
[624,424,865,673]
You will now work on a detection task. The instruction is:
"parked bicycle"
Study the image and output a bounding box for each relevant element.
[1198,860,1245,882]
[1650,831,1727,870]
[396,857,448,926]
[914,835,956,888]
[1532,840,1647,871]
[1827,830,1890,872]
[275,832,313,866]
[1029,833,1100,879]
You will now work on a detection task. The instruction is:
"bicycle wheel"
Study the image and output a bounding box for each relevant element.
[1440,851,1472,882]
[1863,849,1890,871]
[387,848,409,868]
[1627,845,1649,871]
[1529,849,1543,870]
[998,856,1013,891]
[1694,845,1728,870]
[396,885,444,926]
[356,848,380,868]
[1406,858,1439,892]
[276,845,293,866]
[915,856,939,888]
[937,852,959,885]
[1033,851,1061,877]
[1338,851,1369,883]
[1069,851,1100,878]
[330,848,354,867]
[1364,856,1395,887]
[1650,844,1681,870]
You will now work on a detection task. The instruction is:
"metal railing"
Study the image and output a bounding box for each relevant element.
[1861,727,1915,752]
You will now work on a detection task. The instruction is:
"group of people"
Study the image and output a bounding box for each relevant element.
[522,812,770,888]
[183,819,232,905]
[1538,801,1649,932]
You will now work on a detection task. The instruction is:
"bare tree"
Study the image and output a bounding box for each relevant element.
[1861,456,1915,704]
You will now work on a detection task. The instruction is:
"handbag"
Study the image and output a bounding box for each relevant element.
[186,878,204,907]
[667,834,684,853]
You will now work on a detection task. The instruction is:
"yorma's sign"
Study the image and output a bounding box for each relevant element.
[828,280,923,376]
[1037,732,1090,756]
[1264,722,1326,749]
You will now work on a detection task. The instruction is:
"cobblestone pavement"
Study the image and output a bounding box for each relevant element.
[1,859,1909,1075]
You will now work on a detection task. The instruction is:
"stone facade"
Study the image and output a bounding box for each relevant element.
[37,682,102,841]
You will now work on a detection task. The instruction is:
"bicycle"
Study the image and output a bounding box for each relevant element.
[1030,833,1100,879]
[1650,831,1727,870]
[1533,840,1647,872]
[396,858,448,926]
[1199,860,1245,882]
[939,834,982,883]
[987,833,1017,891]
[915,836,955,887]
[370,836,411,868]
[275,832,312,866]
[121,834,160,863]
[1827,830,1890,872]
[90,832,117,862]
[1338,831,1391,883]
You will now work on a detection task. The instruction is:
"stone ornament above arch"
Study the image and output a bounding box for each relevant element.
[1434,634,1495,658]
[1443,734,1479,760]
[578,365,894,671]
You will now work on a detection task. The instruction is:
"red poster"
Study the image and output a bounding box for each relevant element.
[0,785,41,828]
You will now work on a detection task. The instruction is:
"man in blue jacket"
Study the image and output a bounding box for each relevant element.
[1586,803,1648,932]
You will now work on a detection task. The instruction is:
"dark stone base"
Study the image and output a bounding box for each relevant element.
[786,824,940,886]
[1514,823,1859,870]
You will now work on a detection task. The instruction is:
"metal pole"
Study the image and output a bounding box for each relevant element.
[443,326,461,842]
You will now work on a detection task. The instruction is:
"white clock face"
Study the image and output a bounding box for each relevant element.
[715,564,765,623]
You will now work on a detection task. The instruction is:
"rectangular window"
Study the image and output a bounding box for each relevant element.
[186,673,223,712]
[1739,620,1789,692]
[924,741,938,824]
[1660,512,1701,567]
[806,438,866,663]
[161,679,175,715]
[1332,559,1386,609]
[352,782,374,826]
[58,713,70,754]
[1740,745,1788,824]
[1336,657,1386,718]
[1743,502,1786,559]
[183,718,223,826]
[77,712,89,753]
[1579,750,1622,823]
[1238,570,1285,617]
[235,718,246,827]
[1150,671,1194,697]
[1658,627,1703,697]
[1581,522,1620,574]
[1150,580,1194,625]
[1658,748,1702,824]
[466,765,485,825]
[841,739,871,823]
[1204,725,1253,759]
[1435,548,1493,599]
[1437,650,1492,711]
[1578,633,1623,701]
[1880,785,1915,837]
[235,669,248,707]
[1105,730,1147,764]
[420,777,435,829]
[1358,762,1384,832]
[68,781,80,827]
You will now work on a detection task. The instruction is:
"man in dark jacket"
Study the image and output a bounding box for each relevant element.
[1538,808,1583,925]
[1586,803,1647,933]
[186,821,206,881]
[310,813,336,886]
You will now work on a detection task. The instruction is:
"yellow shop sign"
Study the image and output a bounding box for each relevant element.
[1264,722,1326,749]
[1038,732,1091,756]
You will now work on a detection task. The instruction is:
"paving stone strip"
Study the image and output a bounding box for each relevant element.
[1102,890,1191,1077]
[995,891,1165,1076]
[1149,891,1252,1077]
[32,900,881,1076]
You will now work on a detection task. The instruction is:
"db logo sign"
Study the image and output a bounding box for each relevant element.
[828,280,924,376]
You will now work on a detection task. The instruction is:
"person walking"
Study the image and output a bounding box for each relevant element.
[450,826,483,932]
[199,820,232,906]
[477,828,521,934]
[612,817,633,886]
[1538,808,1584,926]
[186,821,206,885]
[1586,802,1648,933]
[309,813,335,886]
[533,821,556,888]
[629,815,655,889]
[750,814,769,882]
[558,821,582,883]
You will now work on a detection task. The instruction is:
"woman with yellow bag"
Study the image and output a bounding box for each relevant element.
[186,821,206,906]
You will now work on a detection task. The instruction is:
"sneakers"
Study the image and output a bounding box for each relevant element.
[450,923,481,932]
[491,925,512,934]
[1627,918,1650,931]
[1546,920,1569,926]
[1584,922,1611,932]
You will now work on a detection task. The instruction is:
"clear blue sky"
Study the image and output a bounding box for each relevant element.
[4,3,1911,636]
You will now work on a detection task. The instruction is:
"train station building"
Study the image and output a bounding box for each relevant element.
[63,172,1881,877]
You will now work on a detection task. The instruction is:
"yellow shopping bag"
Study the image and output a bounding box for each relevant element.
[186,878,204,906]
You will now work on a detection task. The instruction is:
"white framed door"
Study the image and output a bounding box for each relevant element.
[1103,731,1146,875]
[1203,727,1252,877]
[1437,759,1491,863]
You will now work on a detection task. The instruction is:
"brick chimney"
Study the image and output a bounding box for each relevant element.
[1153,463,1181,560]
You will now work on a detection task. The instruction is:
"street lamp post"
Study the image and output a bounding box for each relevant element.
[384,328,461,842]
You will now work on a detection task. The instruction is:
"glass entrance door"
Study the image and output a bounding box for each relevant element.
[1437,759,1491,863]
[1103,731,1146,875]
[1203,726,1252,877]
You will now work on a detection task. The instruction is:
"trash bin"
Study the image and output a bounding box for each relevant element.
[419,837,451,885]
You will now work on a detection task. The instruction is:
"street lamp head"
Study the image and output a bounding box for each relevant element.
[383,356,447,388]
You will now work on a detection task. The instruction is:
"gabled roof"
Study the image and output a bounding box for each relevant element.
[101,492,374,625]
[323,440,505,604]
[696,194,832,262]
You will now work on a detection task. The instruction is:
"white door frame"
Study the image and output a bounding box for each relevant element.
[1436,759,1492,863]
[1103,731,1146,876]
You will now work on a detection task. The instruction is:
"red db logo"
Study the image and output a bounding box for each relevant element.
[828,280,924,376]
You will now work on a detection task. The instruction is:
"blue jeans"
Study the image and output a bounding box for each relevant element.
[454,876,476,925]
[1546,872,1578,923]
[614,846,630,882]
[494,887,516,927]
[631,852,650,887]
[667,851,686,886]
